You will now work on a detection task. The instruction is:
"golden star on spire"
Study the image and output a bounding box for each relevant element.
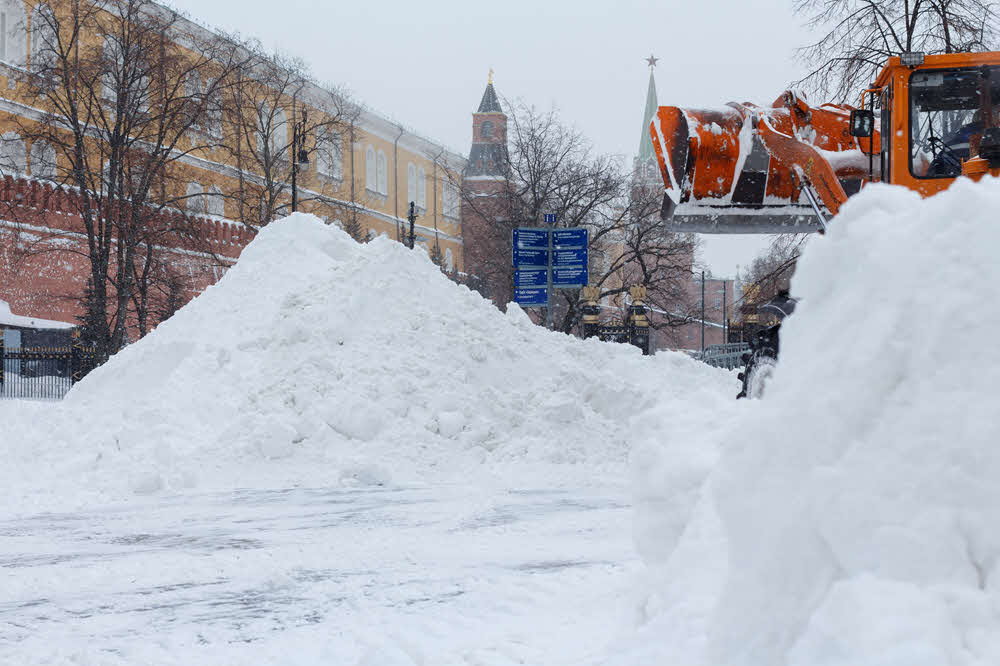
[646,54,658,70]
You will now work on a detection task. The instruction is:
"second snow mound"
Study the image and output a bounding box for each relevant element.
[2,213,734,508]
[621,178,1000,666]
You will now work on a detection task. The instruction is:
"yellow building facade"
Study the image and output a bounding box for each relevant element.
[0,0,466,273]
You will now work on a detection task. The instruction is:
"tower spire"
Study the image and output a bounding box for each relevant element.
[638,59,659,164]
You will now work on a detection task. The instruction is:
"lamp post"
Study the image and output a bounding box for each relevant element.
[291,97,310,213]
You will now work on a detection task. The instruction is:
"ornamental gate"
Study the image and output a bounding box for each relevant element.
[0,340,97,401]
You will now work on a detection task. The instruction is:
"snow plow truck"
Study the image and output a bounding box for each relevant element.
[648,51,1000,397]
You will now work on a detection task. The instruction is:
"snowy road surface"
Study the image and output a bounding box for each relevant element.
[1,483,636,664]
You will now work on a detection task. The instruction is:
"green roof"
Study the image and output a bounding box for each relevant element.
[638,70,658,163]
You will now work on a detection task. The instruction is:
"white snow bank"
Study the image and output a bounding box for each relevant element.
[1,213,736,512]
[0,299,74,329]
[619,177,1000,665]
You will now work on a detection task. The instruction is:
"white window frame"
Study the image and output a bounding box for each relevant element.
[186,181,204,215]
[29,139,56,180]
[416,166,426,209]
[365,145,376,192]
[406,163,416,205]
[376,149,387,195]
[0,130,27,174]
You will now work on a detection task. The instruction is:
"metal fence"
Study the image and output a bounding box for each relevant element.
[0,342,97,400]
[695,342,751,370]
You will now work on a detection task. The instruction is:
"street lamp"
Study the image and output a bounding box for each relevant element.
[291,97,310,213]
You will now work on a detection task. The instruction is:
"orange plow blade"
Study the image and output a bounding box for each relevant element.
[650,94,876,234]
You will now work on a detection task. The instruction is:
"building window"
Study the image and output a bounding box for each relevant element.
[406,163,416,205]
[316,127,342,179]
[257,103,287,160]
[101,36,116,101]
[207,185,224,217]
[270,106,287,159]
[205,82,222,138]
[29,140,56,180]
[365,145,376,192]
[416,166,426,209]
[0,0,27,68]
[443,181,460,219]
[376,149,387,195]
[481,120,494,139]
[0,131,26,174]
[29,3,54,72]
[185,72,203,131]
[186,182,204,215]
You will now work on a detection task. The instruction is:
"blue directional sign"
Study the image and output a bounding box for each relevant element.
[513,248,549,268]
[552,266,588,287]
[513,228,549,250]
[552,228,588,249]
[514,287,548,306]
[544,213,558,224]
[552,249,588,266]
[515,268,547,287]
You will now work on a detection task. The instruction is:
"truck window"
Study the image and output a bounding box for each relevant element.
[910,66,1000,178]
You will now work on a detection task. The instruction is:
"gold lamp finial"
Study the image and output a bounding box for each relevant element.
[488,67,495,85]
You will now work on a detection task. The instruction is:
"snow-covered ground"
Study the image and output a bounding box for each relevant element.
[1,213,738,663]
[620,178,1000,665]
[2,482,636,665]
[7,176,994,665]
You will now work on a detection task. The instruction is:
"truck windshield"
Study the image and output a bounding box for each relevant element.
[910,66,1000,178]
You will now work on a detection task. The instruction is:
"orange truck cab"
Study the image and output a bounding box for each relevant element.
[653,51,1000,233]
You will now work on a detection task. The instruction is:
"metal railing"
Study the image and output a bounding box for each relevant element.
[0,342,97,401]
[695,342,750,370]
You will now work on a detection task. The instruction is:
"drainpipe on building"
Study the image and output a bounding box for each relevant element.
[393,125,405,241]
[431,148,445,253]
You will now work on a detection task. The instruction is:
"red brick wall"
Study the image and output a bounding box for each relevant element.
[0,176,253,334]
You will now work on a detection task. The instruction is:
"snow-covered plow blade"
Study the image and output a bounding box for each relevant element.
[650,93,877,234]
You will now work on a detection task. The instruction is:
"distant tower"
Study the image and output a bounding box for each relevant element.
[467,69,507,179]
[461,70,513,306]
[635,54,660,184]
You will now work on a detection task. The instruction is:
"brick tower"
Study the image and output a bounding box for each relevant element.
[461,73,513,306]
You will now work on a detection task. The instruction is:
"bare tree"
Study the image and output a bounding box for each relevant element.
[795,0,999,101]
[11,0,251,360]
[739,234,808,325]
[457,101,698,337]
[222,50,358,227]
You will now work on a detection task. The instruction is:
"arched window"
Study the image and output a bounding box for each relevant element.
[101,35,117,101]
[480,120,494,139]
[0,131,27,175]
[416,166,426,209]
[406,163,416,205]
[256,102,269,156]
[185,72,203,130]
[365,146,376,192]
[204,81,222,138]
[207,185,224,217]
[445,247,454,272]
[186,182,204,214]
[29,3,54,72]
[316,127,342,179]
[29,140,56,180]
[270,106,288,158]
[376,150,387,195]
[443,181,460,219]
[0,0,27,67]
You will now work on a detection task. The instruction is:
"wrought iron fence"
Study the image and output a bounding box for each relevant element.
[696,342,751,370]
[0,341,97,401]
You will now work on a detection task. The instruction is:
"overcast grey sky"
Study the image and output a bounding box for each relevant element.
[165,0,818,276]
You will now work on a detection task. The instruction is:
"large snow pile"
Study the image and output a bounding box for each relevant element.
[1,213,734,512]
[614,178,1000,665]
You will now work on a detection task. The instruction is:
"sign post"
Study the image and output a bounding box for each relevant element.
[512,217,589,328]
